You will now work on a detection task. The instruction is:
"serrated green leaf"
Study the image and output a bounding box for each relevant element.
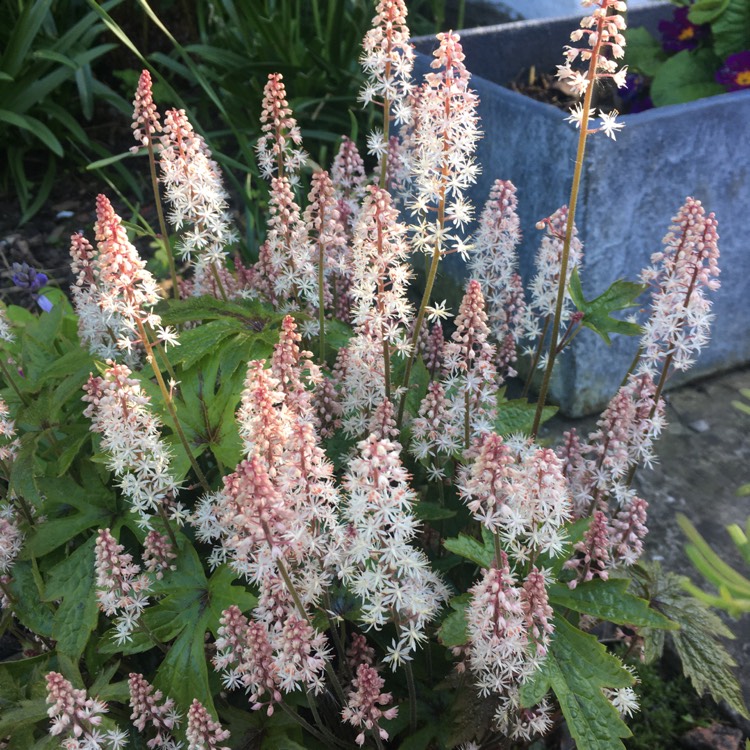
[624,26,668,76]
[711,0,750,58]
[414,501,456,521]
[158,295,279,327]
[520,618,633,750]
[688,0,730,24]
[495,397,557,436]
[437,595,470,647]
[169,319,245,369]
[549,578,678,629]
[9,434,42,508]
[44,537,98,659]
[23,473,114,557]
[632,563,748,717]
[443,533,494,569]
[569,268,645,345]
[0,697,50,736]
[7,562,54,637]
[325,318,353,352]
[650,49,724,107]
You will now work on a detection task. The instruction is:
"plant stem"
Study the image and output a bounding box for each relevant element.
[146,138,180,300]
[157,503,179,550]
[531,27,605,439]
[397,241,441,428]
[404,659,418,735]
[278,700,334,747]
[136,318,210,493]
[0,578,16,606]
[522,316,551,399]
[209,261,229,302]
[318,232,326,365]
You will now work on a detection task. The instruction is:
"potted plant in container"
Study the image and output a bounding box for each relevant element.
[414,1,750,416]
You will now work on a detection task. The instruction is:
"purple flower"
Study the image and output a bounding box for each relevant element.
[716,50,750,92]
[12,262,47,293]
[11,262,53,312]
[619,72,654,113]
[658,7,708,53]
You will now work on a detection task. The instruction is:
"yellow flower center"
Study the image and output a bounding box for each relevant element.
[736,71,750,87]
[678,27,695,41]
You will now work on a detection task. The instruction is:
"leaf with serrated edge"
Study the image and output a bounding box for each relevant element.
[443,533,494,569]
[549,578,678,629]
[569,268,645,345]
[44,537,99,659]
[520,618,633,750]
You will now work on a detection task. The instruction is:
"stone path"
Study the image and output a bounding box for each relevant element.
[539,365,750,711]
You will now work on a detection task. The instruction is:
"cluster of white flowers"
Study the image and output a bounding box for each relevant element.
[638,196,720,376]
[410,31,481,258]
[340,432,449,667]
[159,108,238,292]
[82,362,182,527]
[557,0,628,139]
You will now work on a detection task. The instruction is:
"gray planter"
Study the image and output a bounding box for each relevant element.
[414,3,750,416]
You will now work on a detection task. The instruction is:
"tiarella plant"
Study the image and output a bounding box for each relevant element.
[624,0,750,108]
[0,1,746,749]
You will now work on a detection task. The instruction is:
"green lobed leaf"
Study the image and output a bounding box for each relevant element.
[0,697,50,737]
[44,537,99,659]
[168,319,246,369]
[650,49,724,107]
[495,397,557,436]
[623,26,668,77]
[569,268,645,345]
[6,562,54,638]
[548,578,678,629]
[414,501,456,521]
[437,594,471,647]
[520,618,633,750]
[632,562,748,717]
[158,294,280,327]
[711,0,750,58]
[23,471,115,557]
[442,533,494,569]
[688,0,730,24]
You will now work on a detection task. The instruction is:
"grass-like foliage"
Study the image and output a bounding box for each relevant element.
[0,2,745,749]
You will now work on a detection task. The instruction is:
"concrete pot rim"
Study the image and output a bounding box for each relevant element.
[413,2,750,123]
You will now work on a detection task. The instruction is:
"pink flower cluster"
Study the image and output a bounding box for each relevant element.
[94,528,152,645]
[45,672,126,750]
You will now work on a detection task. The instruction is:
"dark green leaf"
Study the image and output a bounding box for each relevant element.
[0,697,49,737]
[7,562,54,637]
[711,0,750,58]
[443,533,494,569]
[437,594,470,647]
[23,472,115,557]
[549,578,678,629]
[169,319,245,369]
[8,434,42,508]
[569,268,645,345]
[495,398,557,436]
[520,618,633,750]
[688,0,730,24]
[623,26,667,77]
[637,564,747,716]
[650,49,724,107]
[414,501,456,521]
[44,537,99,659]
